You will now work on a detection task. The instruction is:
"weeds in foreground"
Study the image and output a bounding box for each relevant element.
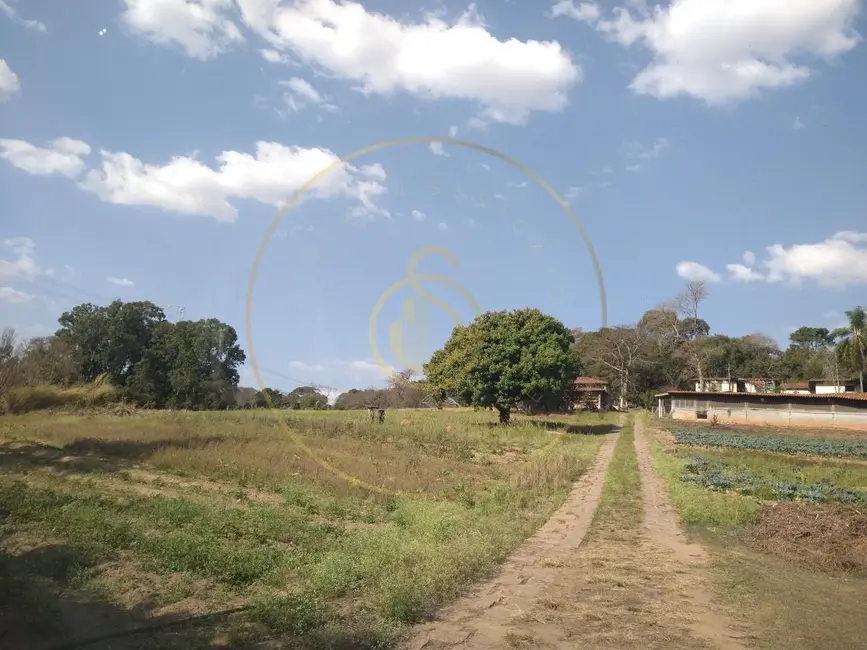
[0,409,611,648]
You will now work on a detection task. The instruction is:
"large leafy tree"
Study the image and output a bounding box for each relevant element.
[284,386,328,409]
[697,333,782,380]
[424,308,579,425]
[834,306,866,392]
[789,326,835,352]
[128,318,245,409]
[56,300,166,386]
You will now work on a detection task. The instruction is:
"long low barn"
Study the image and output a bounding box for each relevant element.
[655,390,867,430]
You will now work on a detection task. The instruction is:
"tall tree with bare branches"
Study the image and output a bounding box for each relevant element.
[591,325,646,409]
[674,281,710,388]
[0,328,21,398]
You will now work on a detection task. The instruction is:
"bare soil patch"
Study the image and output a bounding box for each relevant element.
[401,429,620,649]
[752,502,867,575]
[633,417,747,650]
[667,418,867,441]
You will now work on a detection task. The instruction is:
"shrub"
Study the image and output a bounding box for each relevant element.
[2,374,119,414]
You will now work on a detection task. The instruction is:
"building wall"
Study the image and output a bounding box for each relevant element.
[695,381,733,392]
[667,397,867,430]
[814,385,852,395]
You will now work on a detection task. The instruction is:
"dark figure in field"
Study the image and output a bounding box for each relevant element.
[368,407,376,422]
[378,409,385,424]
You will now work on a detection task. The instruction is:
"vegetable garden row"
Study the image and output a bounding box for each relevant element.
[671,428,867,459]
[680,456,867,506]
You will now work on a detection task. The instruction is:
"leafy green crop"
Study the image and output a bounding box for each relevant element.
[672,429,867,459]
[680,455,867,506]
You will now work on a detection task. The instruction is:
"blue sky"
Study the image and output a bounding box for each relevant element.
[1,0,866,398]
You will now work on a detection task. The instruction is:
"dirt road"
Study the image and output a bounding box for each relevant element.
[402,422,621,649]
[633,416,746,650]
[403,415,748,650]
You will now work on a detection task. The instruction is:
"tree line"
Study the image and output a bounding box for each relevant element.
[420,285,865,423]
[1,300,246,410]
[1,290,864,417]
[569,282,866,409]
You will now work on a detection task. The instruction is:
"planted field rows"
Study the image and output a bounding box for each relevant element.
[680,456,867,507]
[671,428,867,459]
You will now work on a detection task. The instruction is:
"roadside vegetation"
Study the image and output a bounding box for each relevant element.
[0,408,616,649]
[649,418,867,650]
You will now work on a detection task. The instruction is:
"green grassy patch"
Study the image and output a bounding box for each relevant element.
[647,434,761,528]
[0,408,609,648]
[592,416,642,534]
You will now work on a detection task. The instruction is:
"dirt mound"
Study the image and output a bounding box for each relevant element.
[753,502,867,575]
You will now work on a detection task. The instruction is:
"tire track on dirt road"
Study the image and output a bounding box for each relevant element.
[633,416,747,650]
[401,417,624,650]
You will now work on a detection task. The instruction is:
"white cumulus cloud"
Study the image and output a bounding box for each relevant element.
[550,1,600,22]
[280,77,337,112]
[699,231,867,288]
[289,360,325,372]
[624,136,670,171]
[107,276,135,287]
[346,358,393,379]
[0,137,91,177]
[676,261,721,283]
[126,0,581,124]
[0,237,45,281]
[429,141,448,156]
[554,0,861,104]
[259,48,288,63]
[0,0,47,32]
[0,286,35,304]
[0,59,20,101]
[726,263,764,282]
[760,230,867,288]
[120,0,244,60]
[1,137,390,223]
[411,209,426,222]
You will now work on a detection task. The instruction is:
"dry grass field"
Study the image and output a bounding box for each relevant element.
[0,407,615,649]
[1,407,865,649]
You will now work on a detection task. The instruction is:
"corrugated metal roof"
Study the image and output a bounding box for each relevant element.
[575,377,607,385]
[658,390,867,403]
